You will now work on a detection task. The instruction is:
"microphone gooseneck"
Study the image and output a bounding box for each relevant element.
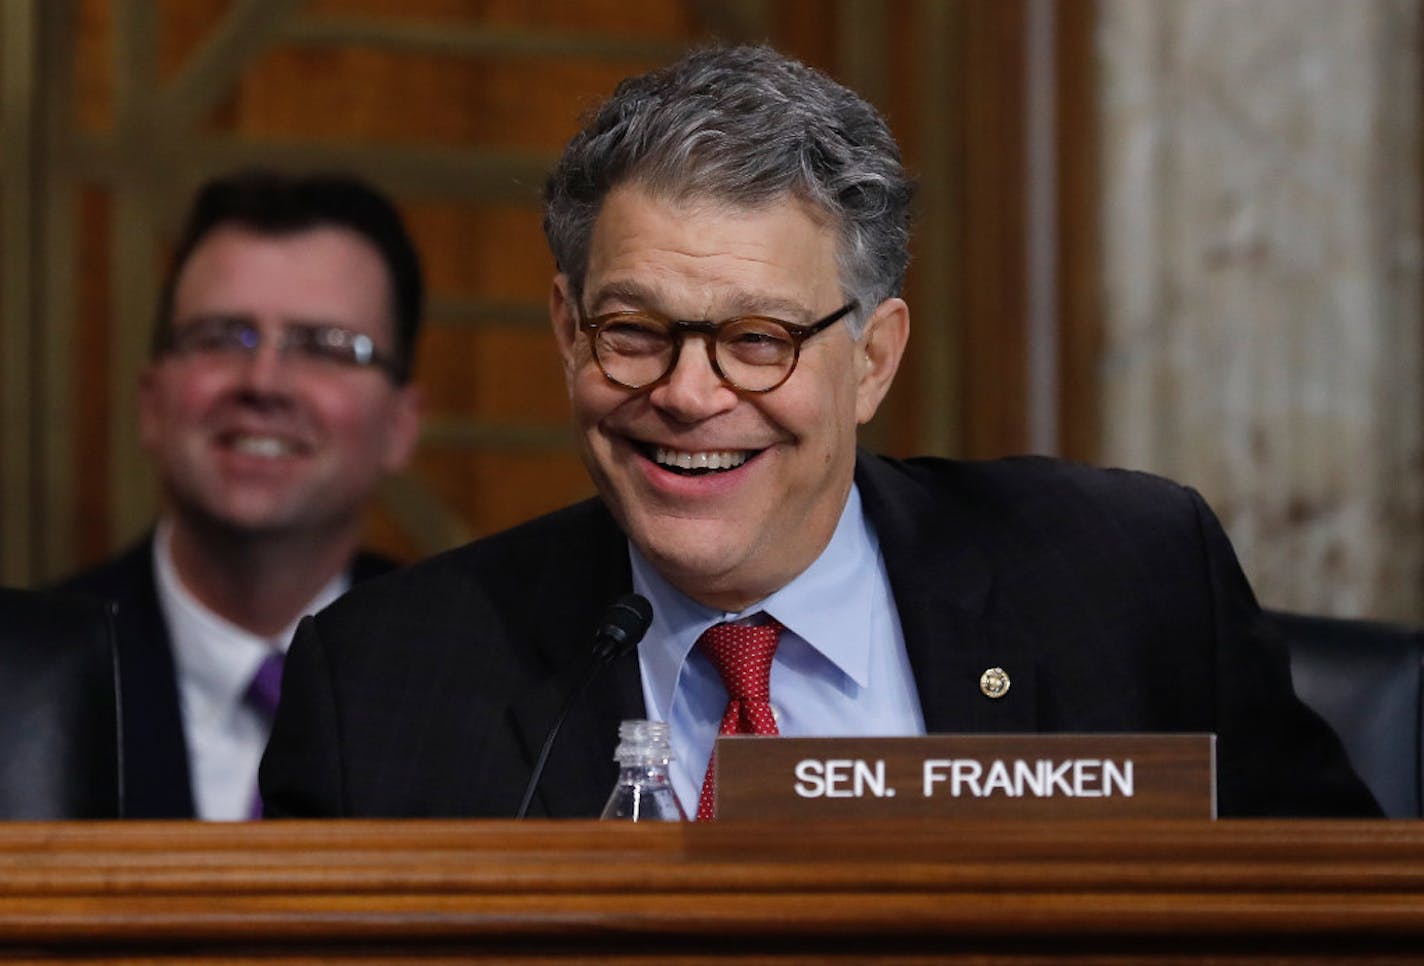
[515,594,653,819]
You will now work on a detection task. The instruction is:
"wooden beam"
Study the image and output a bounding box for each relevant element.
[960,0,1031,459]
[37,0,81,580]
[1055,0,1101,463]
[835,0,889,108]
[915,0,960,457]
[67,134,556,206]
[279,14,686,62]
[687,0,773,42]
[419,418,571,452]
[159,0,295,134]
[108,0,161,548]
[426,297,549,331]
[0,0,39,584]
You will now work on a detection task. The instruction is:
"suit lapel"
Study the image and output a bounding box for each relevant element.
[349,551,399,584]
[504,505,647,818]
[902,608,1040,733]
[112,540,197,817]
[508,648,646,817]
[856,455,1039,733]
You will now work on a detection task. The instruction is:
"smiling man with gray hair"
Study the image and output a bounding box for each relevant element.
[261,46,1377,820]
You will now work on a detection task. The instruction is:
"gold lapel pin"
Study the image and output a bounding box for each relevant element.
[979,666,1011,699]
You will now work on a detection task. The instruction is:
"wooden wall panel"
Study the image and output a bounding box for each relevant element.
[958,0,1032,459]
[1054,0,1101,464]
[74,187,114,565]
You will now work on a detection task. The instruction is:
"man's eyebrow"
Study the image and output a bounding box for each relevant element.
[720,294,813,320]
[176,312,360,330]
[585,280,659,313]
[586,282,813,320]
[172,311,253,329]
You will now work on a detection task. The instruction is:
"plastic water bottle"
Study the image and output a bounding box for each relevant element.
[599,720,686,821]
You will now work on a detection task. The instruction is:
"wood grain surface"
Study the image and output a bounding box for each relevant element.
[0,818,1420,961]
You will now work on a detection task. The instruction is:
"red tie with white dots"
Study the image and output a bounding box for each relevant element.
[695,618,784,822]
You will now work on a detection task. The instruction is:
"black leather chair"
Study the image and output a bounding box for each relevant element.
[1271,610,1423,818]
[0,587,123,818]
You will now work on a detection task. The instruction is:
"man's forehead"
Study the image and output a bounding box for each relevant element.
[581,186,843,314]
[173,224,395,331]
[587,182,832,245]
[614,183,837,232]
[584,277,814,320]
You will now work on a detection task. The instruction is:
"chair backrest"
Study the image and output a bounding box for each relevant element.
[0,587,123,818]
[1271,609,1424,819]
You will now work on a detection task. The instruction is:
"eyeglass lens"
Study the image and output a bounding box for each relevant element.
[595,315,799,392]
[165,317,394,375]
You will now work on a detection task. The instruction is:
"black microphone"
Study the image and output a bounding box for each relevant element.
[515,593,653,819]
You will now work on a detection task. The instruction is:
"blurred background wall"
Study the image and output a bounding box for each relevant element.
[1098,0,1422,620]
[1,0,1418,622]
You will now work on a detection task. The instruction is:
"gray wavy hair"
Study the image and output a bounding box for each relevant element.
[542,45,914,336]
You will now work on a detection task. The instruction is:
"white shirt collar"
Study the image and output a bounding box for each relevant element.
[153,518,350,715]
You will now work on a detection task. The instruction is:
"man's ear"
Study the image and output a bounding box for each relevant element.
[550,274,579,375]
[381,381,425,473]
[854,297,909,425]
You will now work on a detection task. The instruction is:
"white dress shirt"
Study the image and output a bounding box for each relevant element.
[152,520,349,820]
[635,483,926,816]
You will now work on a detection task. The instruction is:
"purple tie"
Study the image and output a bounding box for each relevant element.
[245,650,284,818]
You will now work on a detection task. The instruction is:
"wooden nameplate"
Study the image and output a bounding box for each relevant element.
[714,734,1216,820]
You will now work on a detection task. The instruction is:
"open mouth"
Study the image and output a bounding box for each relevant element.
[219,432,306,459]
[642,444,756,476]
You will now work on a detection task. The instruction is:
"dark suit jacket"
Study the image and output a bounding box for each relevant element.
[260,454,1380,819]
[0,587,121,819]
[57,539,396,818]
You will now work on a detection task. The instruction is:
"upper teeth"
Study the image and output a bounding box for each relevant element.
[232,435,294,458]
[655,447,748,470]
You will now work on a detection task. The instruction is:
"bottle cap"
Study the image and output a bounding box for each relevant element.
[611,719,674,765]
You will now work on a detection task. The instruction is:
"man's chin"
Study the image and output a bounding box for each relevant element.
[628,529,759,603]
[179,494,319,540]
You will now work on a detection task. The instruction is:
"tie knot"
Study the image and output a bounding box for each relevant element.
[245,651,285,719]
[697,618,783,702]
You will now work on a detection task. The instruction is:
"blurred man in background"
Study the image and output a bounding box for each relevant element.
[61,169,424,819]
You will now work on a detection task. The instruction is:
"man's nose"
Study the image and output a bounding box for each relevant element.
[647,334,738,421]
[234,333,292,394]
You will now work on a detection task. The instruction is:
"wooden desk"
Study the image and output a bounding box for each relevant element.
[0,819,1420,962]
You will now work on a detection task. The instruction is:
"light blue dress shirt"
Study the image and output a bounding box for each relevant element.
[634,483,926,816]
